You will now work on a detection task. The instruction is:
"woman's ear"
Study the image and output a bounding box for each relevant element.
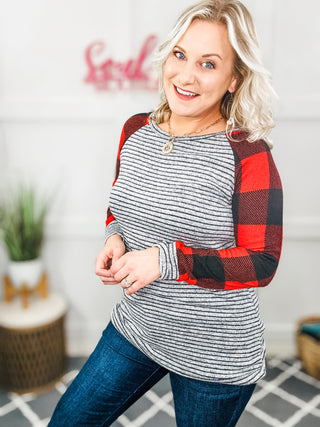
[228,75,238,94]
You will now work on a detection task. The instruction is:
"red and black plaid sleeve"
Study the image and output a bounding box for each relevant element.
[175,134,283,290]
[106,113,150,228]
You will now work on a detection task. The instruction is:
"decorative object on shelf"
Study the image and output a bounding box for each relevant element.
[0,293,67,393]
[3,272,48,309]
[296,315,320,380]
[0,185,50,307]
[8,257,43,288]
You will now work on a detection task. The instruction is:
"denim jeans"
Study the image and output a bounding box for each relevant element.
[49,322,255,427]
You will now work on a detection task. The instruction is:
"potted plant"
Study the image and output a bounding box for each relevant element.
[0,186,49,288]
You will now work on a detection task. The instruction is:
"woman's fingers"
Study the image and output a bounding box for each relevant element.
[95,234,127,286]
[101,278,119,285]
[124,280,146,296]
[97,265,130,286]
[112,265,130,283]
[95,267,113,278]
[97,247,160,292]
[112,247,125,263]
[95,249,112,268]
[120,275,136,290]
[112,248,160,294]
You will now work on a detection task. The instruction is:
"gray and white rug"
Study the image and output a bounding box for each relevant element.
[1,357,319,426]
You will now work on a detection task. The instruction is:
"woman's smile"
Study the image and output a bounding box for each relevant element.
[174,85,199,100]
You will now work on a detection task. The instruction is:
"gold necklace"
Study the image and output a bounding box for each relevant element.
[162,115,223,155]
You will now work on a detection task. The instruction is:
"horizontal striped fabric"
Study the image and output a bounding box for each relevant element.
[106,117,266,385]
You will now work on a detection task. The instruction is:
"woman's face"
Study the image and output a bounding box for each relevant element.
[163,19,238,122]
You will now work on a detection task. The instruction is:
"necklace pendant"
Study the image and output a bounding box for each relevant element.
[162,136,175,155]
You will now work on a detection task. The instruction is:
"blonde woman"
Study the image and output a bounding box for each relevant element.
[50,1,282,426]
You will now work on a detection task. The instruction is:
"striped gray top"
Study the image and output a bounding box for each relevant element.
[105,119,265,385]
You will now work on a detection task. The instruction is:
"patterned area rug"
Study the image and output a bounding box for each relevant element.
[0,357,319,426]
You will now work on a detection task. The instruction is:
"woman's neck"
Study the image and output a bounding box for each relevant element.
[165,112,226,136]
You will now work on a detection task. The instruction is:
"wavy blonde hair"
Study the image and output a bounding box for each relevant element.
[151,0,277,144]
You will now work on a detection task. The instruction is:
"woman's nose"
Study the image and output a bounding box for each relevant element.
[178,62,196,86]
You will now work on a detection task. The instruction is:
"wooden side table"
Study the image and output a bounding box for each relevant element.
[0,293,67,393]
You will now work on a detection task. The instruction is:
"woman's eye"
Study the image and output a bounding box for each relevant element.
[173,51,185,60]
[202,61,215,70]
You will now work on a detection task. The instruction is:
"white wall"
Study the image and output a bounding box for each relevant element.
[0,0,319,356]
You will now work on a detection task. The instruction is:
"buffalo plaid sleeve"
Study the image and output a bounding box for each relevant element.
[105,113,150,242]
[161,139,283,290]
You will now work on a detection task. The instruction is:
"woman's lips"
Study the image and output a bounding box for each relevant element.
[174,85,199,101]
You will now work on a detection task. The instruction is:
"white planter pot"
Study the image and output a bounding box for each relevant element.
[7,258,43,288]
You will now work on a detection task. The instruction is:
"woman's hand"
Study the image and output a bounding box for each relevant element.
[95,234,126,285]
[110,247,161,295]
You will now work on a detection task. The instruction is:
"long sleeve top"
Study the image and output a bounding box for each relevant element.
[105,113,283,385]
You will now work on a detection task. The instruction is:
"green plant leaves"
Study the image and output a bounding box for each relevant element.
[0,186,49,261]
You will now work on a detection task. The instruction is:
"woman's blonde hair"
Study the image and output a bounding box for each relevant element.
[151,0,277,144]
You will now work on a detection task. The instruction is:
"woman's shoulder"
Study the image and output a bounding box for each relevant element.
[122,112,151,137]
[116,113,151,152]
[226,130,271,162]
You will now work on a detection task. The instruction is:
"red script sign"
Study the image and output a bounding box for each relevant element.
[84,35,158,91]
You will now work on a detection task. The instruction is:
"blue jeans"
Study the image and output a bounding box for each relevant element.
[49,322,255,427]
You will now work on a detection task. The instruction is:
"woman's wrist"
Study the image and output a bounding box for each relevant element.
[156,242,179,280]
[105,233,123,246]
[105,219,124,243]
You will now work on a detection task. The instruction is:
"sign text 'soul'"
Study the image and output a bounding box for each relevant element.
[84,35,158,91]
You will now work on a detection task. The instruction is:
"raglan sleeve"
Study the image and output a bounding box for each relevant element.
[156,140,283,290]
[104,113,151,243]
[104,126,126,243]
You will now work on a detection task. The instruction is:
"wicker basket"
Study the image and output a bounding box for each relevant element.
[0,315,66,393]
[296,316,320,380]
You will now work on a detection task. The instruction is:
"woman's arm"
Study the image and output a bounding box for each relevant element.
[97,113,151,287]
[104,113,150,242]
[158,139,283,290]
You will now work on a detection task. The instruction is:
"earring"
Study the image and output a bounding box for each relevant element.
[226,116,235,134]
